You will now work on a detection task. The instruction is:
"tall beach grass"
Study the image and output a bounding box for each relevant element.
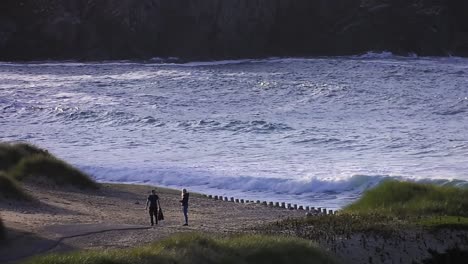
[9,155,98,189]
[0,142,97,190]
[0,142,49,172]
[343,180,468,217]
[25,233,337,264]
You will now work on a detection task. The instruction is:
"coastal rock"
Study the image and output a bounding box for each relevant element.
[0,0,467,60]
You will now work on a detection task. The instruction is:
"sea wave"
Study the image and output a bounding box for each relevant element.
[83,165,468,201]
[176,119,294,133]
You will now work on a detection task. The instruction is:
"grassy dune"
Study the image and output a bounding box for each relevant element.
[0,142,97,190]
[344,180,468,217]
[0,142,49,172]
[0,172,31,201]
[261,180,468,242]
[24,233,337,264]
[10,155,97,189]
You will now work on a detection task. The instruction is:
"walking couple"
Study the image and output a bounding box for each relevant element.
[145,188,190,226]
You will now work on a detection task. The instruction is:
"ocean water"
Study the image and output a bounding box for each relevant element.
[1,54,467,209]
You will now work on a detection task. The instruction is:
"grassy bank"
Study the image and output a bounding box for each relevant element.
[343,180,468,217]
[0,172,31,201]
[10,155,97,189]
[0,142,97,190]
[259,180,468,243]
[24,233,337,264]
[0,142,49,172]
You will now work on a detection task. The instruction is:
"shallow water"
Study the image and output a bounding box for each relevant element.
[1,54,468,209]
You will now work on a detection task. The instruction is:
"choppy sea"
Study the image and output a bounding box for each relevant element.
[1,53,467,209]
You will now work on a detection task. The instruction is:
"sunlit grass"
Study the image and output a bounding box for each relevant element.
[0,142,50,172]
[343,180,468,217]
[9,155,98,189]
[24,233,337,264]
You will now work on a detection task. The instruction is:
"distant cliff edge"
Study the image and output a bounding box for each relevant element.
[1,0,467,61]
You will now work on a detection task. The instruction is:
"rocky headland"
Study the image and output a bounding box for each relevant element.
[0,0,467,61]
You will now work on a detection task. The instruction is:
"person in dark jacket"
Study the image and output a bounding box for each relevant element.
[180,189,189,226]
[145,189,160,226]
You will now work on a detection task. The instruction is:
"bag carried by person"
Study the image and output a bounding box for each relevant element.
[158,207,164,221]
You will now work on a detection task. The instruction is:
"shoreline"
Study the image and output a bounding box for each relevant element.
[0,182,305,263]
[1,182,468,264]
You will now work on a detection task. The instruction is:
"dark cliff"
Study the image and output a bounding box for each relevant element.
[0,0,467,61]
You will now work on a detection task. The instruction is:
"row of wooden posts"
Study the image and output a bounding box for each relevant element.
[204,194,337,215]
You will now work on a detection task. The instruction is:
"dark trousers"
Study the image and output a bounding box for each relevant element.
[183,205,188,224]
[149,206,158,225]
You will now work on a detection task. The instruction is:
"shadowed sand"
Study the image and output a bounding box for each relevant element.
[0,183,304,263]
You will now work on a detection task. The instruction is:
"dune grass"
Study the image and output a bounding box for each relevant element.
[343,180,468,217]
[0,172,31,201]
[9,155,98,189]
[0,142,49,172]
[24,233,337,264]
[0,142,97,190]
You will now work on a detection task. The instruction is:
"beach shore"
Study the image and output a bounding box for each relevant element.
[1,182,467,264]
[0,182,304,263]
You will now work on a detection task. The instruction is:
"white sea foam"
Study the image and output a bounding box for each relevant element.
[1,57,467,208]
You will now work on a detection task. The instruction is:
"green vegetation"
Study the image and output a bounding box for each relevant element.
[343,180,468,217]
[0,142,97,190]
[259,181,468,241]
[0,172,31,201]
[24,233,336,264]
[0,142,49,172]
[10,155,97,189]
[416,215,468,229]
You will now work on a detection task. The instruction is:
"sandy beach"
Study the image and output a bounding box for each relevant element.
[1,182,468,264]
[0,183,304,263]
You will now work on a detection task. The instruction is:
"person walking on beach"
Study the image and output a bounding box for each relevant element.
[145,189,160,226]
[180,189,189,226]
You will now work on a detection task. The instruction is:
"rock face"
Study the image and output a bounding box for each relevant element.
[0,0,467,60]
